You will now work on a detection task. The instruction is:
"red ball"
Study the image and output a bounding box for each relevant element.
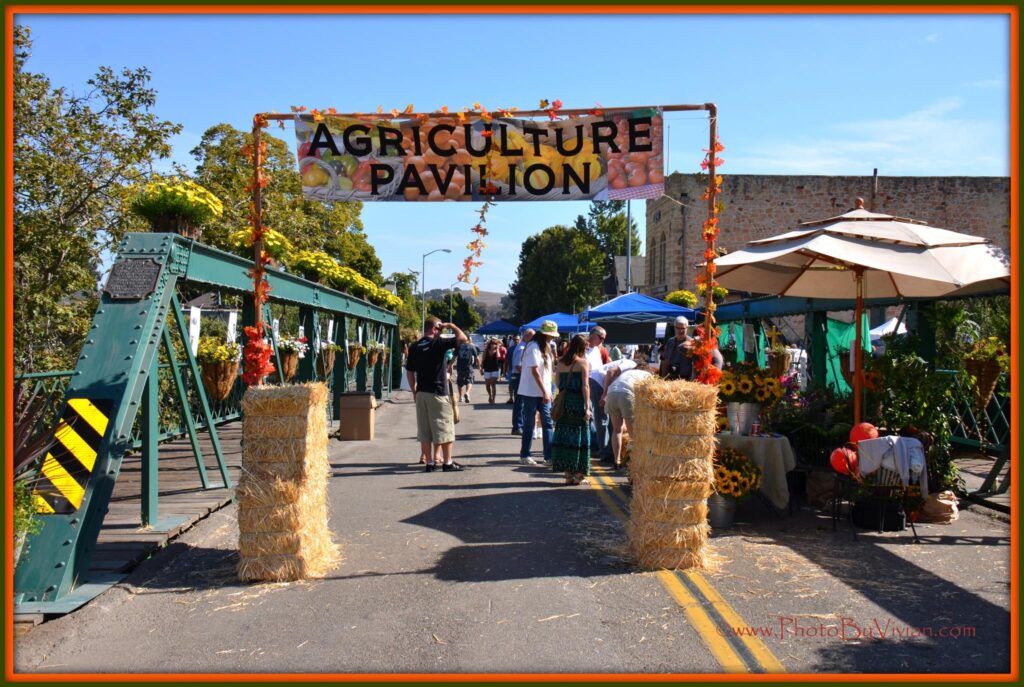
[830,447,858,475]
[850,422,879,444]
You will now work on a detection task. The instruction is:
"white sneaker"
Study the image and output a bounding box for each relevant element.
[533,427,542,439]
[520,457,538,465]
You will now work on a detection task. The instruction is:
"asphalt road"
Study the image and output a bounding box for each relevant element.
[13,380,1012,676]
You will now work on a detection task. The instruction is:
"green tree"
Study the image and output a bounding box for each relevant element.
[385,270,421,335]
[13,25,181,372]
[189,124,382,282]
[426,291,482,332]
[508,225,604,322]
[574,200,641,270]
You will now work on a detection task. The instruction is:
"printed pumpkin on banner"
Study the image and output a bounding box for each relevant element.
[292,108,665,202]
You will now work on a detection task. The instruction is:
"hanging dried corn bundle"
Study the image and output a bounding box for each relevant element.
[628,378,719,570]
[237,383,340,581]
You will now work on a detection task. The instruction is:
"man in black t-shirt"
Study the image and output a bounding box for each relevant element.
[405,316,468,472]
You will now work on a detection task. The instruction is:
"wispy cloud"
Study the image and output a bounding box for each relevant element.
[923,32,941,44]
[727,98,1008,176]
[965,77,1005,90]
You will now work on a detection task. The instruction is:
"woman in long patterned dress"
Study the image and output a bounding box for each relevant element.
[552,334,592,485]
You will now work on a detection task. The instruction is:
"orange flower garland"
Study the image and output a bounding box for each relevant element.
[693,137,726,385]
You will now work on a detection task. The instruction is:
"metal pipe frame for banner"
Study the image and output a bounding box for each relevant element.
[250,102,719,313]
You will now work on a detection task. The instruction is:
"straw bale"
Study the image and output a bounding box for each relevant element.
[633,477,714,502]
[634,410,718,438]
[242,415,322,440]
[627,457,714,483]
[632,431,716,461]
[236,471,327,505]
[237,381,339,583]
[631,492,708,526]
[633,548,714,572]
[241,383,330,419]
[628,520,709,550]
[634,378,720,413]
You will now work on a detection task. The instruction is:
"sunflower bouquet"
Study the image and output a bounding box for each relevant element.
[713,447,762,501]
[718,360,784,406]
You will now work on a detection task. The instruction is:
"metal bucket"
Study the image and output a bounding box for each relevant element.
[707,494,737,529]
[726,402,761,435]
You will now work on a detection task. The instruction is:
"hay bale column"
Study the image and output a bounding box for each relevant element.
[629,378,719,570]
[237,383,340,581]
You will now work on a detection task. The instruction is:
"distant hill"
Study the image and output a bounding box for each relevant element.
[467,290,505,309]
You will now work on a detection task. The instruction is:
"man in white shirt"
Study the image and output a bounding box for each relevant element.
[517,321,558,465]
[590,356,637,463]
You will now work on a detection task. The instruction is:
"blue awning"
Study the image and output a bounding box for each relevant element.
[520,312,591,334]
[581,292,696,324]
[476,319,519,335]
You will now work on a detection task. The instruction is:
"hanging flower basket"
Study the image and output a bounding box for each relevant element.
[767,350,792,378]
[200,359,240,402]
[277,350,299,383]
[965,358,1002,411]
[347,344,364,370]
[317,348,336,377]
[367,349,380,368]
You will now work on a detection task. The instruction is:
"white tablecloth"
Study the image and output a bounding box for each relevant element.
[718,434,797,509]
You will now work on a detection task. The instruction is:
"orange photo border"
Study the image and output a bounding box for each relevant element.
[2,3,1019,684]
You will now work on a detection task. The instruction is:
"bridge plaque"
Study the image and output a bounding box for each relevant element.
[103,259,162,300]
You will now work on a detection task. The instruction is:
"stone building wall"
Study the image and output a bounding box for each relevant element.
[643,174,1011,297]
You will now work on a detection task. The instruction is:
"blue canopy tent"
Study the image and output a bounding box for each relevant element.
[476,319,519,336]
[520,312,591,334]
[581,292,696,323]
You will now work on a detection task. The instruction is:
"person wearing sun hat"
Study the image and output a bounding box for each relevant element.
[517,319,558,465]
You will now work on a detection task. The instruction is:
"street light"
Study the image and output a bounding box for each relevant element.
[448,282,460,323]
[421,248,452,328]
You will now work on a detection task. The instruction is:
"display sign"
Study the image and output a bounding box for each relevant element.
[293,109,664,202]
[103,259,162,300]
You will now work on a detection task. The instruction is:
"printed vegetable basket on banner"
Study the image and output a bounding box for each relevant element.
[292,108,665,203]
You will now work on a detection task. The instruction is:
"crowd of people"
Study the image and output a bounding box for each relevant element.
[403,315,713,483]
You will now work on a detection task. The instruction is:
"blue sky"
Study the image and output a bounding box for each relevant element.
[15,11,1011,295]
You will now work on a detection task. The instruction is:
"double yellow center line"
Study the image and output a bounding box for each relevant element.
[588,465,785,674]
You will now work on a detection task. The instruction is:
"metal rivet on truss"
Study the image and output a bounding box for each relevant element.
[63,540,72,545]
[80,355,88,360]
[55,562,64,568]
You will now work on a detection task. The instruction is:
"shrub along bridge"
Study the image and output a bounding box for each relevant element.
[14,232,399,615]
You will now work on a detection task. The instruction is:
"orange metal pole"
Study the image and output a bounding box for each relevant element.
[854,269,864,425]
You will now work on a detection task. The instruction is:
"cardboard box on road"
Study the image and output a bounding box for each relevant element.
[338,392,376,441]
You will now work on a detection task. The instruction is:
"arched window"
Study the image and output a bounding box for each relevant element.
[659,233,667,283]
[649,239,658,288]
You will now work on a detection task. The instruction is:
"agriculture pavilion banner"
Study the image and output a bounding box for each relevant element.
[293,109,664,202]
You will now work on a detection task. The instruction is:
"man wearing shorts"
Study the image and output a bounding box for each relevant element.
[601,361,653,469]
[455,340,480,403]
[406,316,468,472]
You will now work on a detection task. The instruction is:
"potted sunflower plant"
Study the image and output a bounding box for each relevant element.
[196,336,242,402]
[709,446,762,528]
[718,361,783,435]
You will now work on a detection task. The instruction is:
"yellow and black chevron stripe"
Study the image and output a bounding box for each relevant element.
[32,398,112,514]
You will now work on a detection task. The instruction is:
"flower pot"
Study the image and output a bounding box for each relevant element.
[767,350,792,378]
[151,216,201,241]
[277,350,299,382]
[200,359,240,402]
[347,347,362,370]
[367,350,381,368]
[726,402,760,436]
[965,358,1002,410]
[317,348,336,377]
[707,494,737,529]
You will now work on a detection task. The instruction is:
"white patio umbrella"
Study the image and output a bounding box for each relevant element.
[713,199,1010,423]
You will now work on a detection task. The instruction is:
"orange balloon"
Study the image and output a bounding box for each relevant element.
[831,447,858,475]
[850,422,879,444]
